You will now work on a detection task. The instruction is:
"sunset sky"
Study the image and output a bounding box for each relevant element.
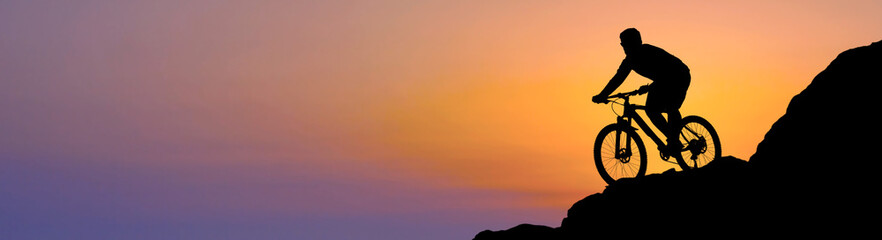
[2,1,881,239]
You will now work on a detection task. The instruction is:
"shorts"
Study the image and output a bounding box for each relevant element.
[645,76,690,112]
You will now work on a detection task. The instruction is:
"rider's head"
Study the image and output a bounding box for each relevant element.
[620,28,642,54]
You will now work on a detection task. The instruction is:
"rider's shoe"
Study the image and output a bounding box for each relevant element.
[662,140,683,156]
[658,145,677,162]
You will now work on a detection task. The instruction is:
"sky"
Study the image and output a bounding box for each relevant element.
[1,0,880,239]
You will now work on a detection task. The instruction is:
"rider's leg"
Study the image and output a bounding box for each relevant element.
[646,89,671,144]
[645,108,668,137]
[666,110,682,149]
[646,109,679,151]
[648,75,689,156]
[646,87,682,153]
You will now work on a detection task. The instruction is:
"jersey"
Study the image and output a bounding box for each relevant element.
[618,44,690,84]
[618,44,691,111]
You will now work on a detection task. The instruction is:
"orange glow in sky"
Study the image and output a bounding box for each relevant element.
[359,0,882,208]
[2,1,881,239]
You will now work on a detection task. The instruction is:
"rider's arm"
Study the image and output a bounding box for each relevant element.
[597,58,631,97]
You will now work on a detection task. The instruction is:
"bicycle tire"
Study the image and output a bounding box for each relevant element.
[674,116,722,170]
[594,124,648,184]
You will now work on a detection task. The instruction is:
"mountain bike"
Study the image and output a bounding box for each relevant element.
[593,85,721,184]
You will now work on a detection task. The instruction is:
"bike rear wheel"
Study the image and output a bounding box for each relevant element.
[674,116,722,170]
[594,124,648,184]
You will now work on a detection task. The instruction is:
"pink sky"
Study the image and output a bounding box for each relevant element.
[2,1,881,239]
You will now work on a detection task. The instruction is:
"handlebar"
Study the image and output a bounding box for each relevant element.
[596,84,650,104]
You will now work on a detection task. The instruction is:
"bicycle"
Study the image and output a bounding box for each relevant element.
[593,85,722,184]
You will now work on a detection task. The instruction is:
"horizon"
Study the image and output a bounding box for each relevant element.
[2,1,881,239]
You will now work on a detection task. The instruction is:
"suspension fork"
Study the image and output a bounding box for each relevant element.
[614,116,633,159]
[614,96,636,160]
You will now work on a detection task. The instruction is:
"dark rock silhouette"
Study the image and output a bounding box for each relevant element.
[474,40,882,239]
[474,224,558,240]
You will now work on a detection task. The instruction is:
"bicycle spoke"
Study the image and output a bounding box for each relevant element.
[599,131,642,180]
[678,120,719,169]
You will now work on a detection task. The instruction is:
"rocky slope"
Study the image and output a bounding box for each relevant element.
[474,40,882,239]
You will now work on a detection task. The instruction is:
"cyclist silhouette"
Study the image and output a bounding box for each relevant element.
[592,28,691,154]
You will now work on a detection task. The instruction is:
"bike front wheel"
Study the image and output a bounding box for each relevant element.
[594,124,648,184]
[674,116,722,170]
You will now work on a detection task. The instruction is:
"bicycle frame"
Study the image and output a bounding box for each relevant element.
[614,95,668,152]
[596,87,721,181]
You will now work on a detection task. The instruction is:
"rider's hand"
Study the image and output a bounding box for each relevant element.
[592,94,608,104]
